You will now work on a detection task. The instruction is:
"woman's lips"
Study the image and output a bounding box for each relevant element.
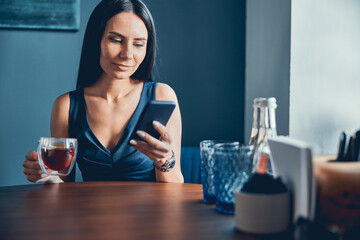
[114,63,132,71]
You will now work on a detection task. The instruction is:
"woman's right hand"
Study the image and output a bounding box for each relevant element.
[23,151,42,183]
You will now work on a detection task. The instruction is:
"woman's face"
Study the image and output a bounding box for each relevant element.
[100,12,148,81]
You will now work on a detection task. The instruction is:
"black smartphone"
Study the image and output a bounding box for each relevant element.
[129,100,176,142]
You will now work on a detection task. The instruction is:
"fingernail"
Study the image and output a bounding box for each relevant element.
[130,140,137,145]
[137,131,146,138]
[153,121,160,127]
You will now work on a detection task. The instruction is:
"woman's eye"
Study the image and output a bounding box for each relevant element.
[134,43,144,48]
[110,38,122,43]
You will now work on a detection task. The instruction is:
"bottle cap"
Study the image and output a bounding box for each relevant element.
[253,97,277,108]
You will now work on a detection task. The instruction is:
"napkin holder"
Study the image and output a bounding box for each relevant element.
[267,136,316,222]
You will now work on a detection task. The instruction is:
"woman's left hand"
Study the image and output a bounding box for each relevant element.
[129,120,173,166]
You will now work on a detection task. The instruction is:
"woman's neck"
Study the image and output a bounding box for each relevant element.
[89,74,140,103]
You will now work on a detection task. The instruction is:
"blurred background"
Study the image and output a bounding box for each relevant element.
[0,0,359,186]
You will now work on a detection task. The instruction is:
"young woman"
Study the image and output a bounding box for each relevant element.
[23,0,183,183]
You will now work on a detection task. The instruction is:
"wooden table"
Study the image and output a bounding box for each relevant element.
[0,182,289,240]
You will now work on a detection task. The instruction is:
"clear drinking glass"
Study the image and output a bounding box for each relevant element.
[37,137,78,176]
[213,143,252,214]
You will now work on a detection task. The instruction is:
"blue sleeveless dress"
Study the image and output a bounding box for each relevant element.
[68,81,156,182]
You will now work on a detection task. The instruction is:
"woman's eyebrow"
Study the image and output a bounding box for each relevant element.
[109,31,147,41]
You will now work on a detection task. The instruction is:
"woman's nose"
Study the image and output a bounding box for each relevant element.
[120,44,133,59]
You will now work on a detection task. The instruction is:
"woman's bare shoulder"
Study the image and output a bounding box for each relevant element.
[52,92,70,113]
[51,92,71,137]
[155,82,177,101]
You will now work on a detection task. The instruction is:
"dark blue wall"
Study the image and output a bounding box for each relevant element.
[148,0,246,145]
[0,0,245,186]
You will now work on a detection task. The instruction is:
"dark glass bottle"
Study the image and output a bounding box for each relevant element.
[241,154,287,194]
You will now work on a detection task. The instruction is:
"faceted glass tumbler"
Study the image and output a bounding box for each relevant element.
[213,143,252,214]
[200,140,238,204]
[200,140,217,204]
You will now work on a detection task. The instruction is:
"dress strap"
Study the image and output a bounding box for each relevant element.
[144,81,157,100]
[68,89,85,138]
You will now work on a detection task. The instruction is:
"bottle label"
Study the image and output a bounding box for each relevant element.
[258,154,268,174]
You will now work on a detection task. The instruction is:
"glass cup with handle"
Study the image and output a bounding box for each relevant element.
[37,137,78,176]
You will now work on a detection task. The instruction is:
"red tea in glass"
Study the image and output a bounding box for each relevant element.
[37,137,77,176]
[41,146,75,171]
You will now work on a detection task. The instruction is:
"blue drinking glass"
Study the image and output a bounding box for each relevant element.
[200,140,218,204]
[213,143,253,214]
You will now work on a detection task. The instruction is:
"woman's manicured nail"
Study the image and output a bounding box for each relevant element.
[130,140,137,145]
[137,131,146,138]
[153,121,160,127]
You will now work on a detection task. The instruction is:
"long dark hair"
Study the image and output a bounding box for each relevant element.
[76,0,156,90]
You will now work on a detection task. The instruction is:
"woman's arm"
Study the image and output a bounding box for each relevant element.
[50,93,72,182]
[130,83,184,183]
[154,83,183,182]
[50,93,70,139]
[23,93,72,183]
